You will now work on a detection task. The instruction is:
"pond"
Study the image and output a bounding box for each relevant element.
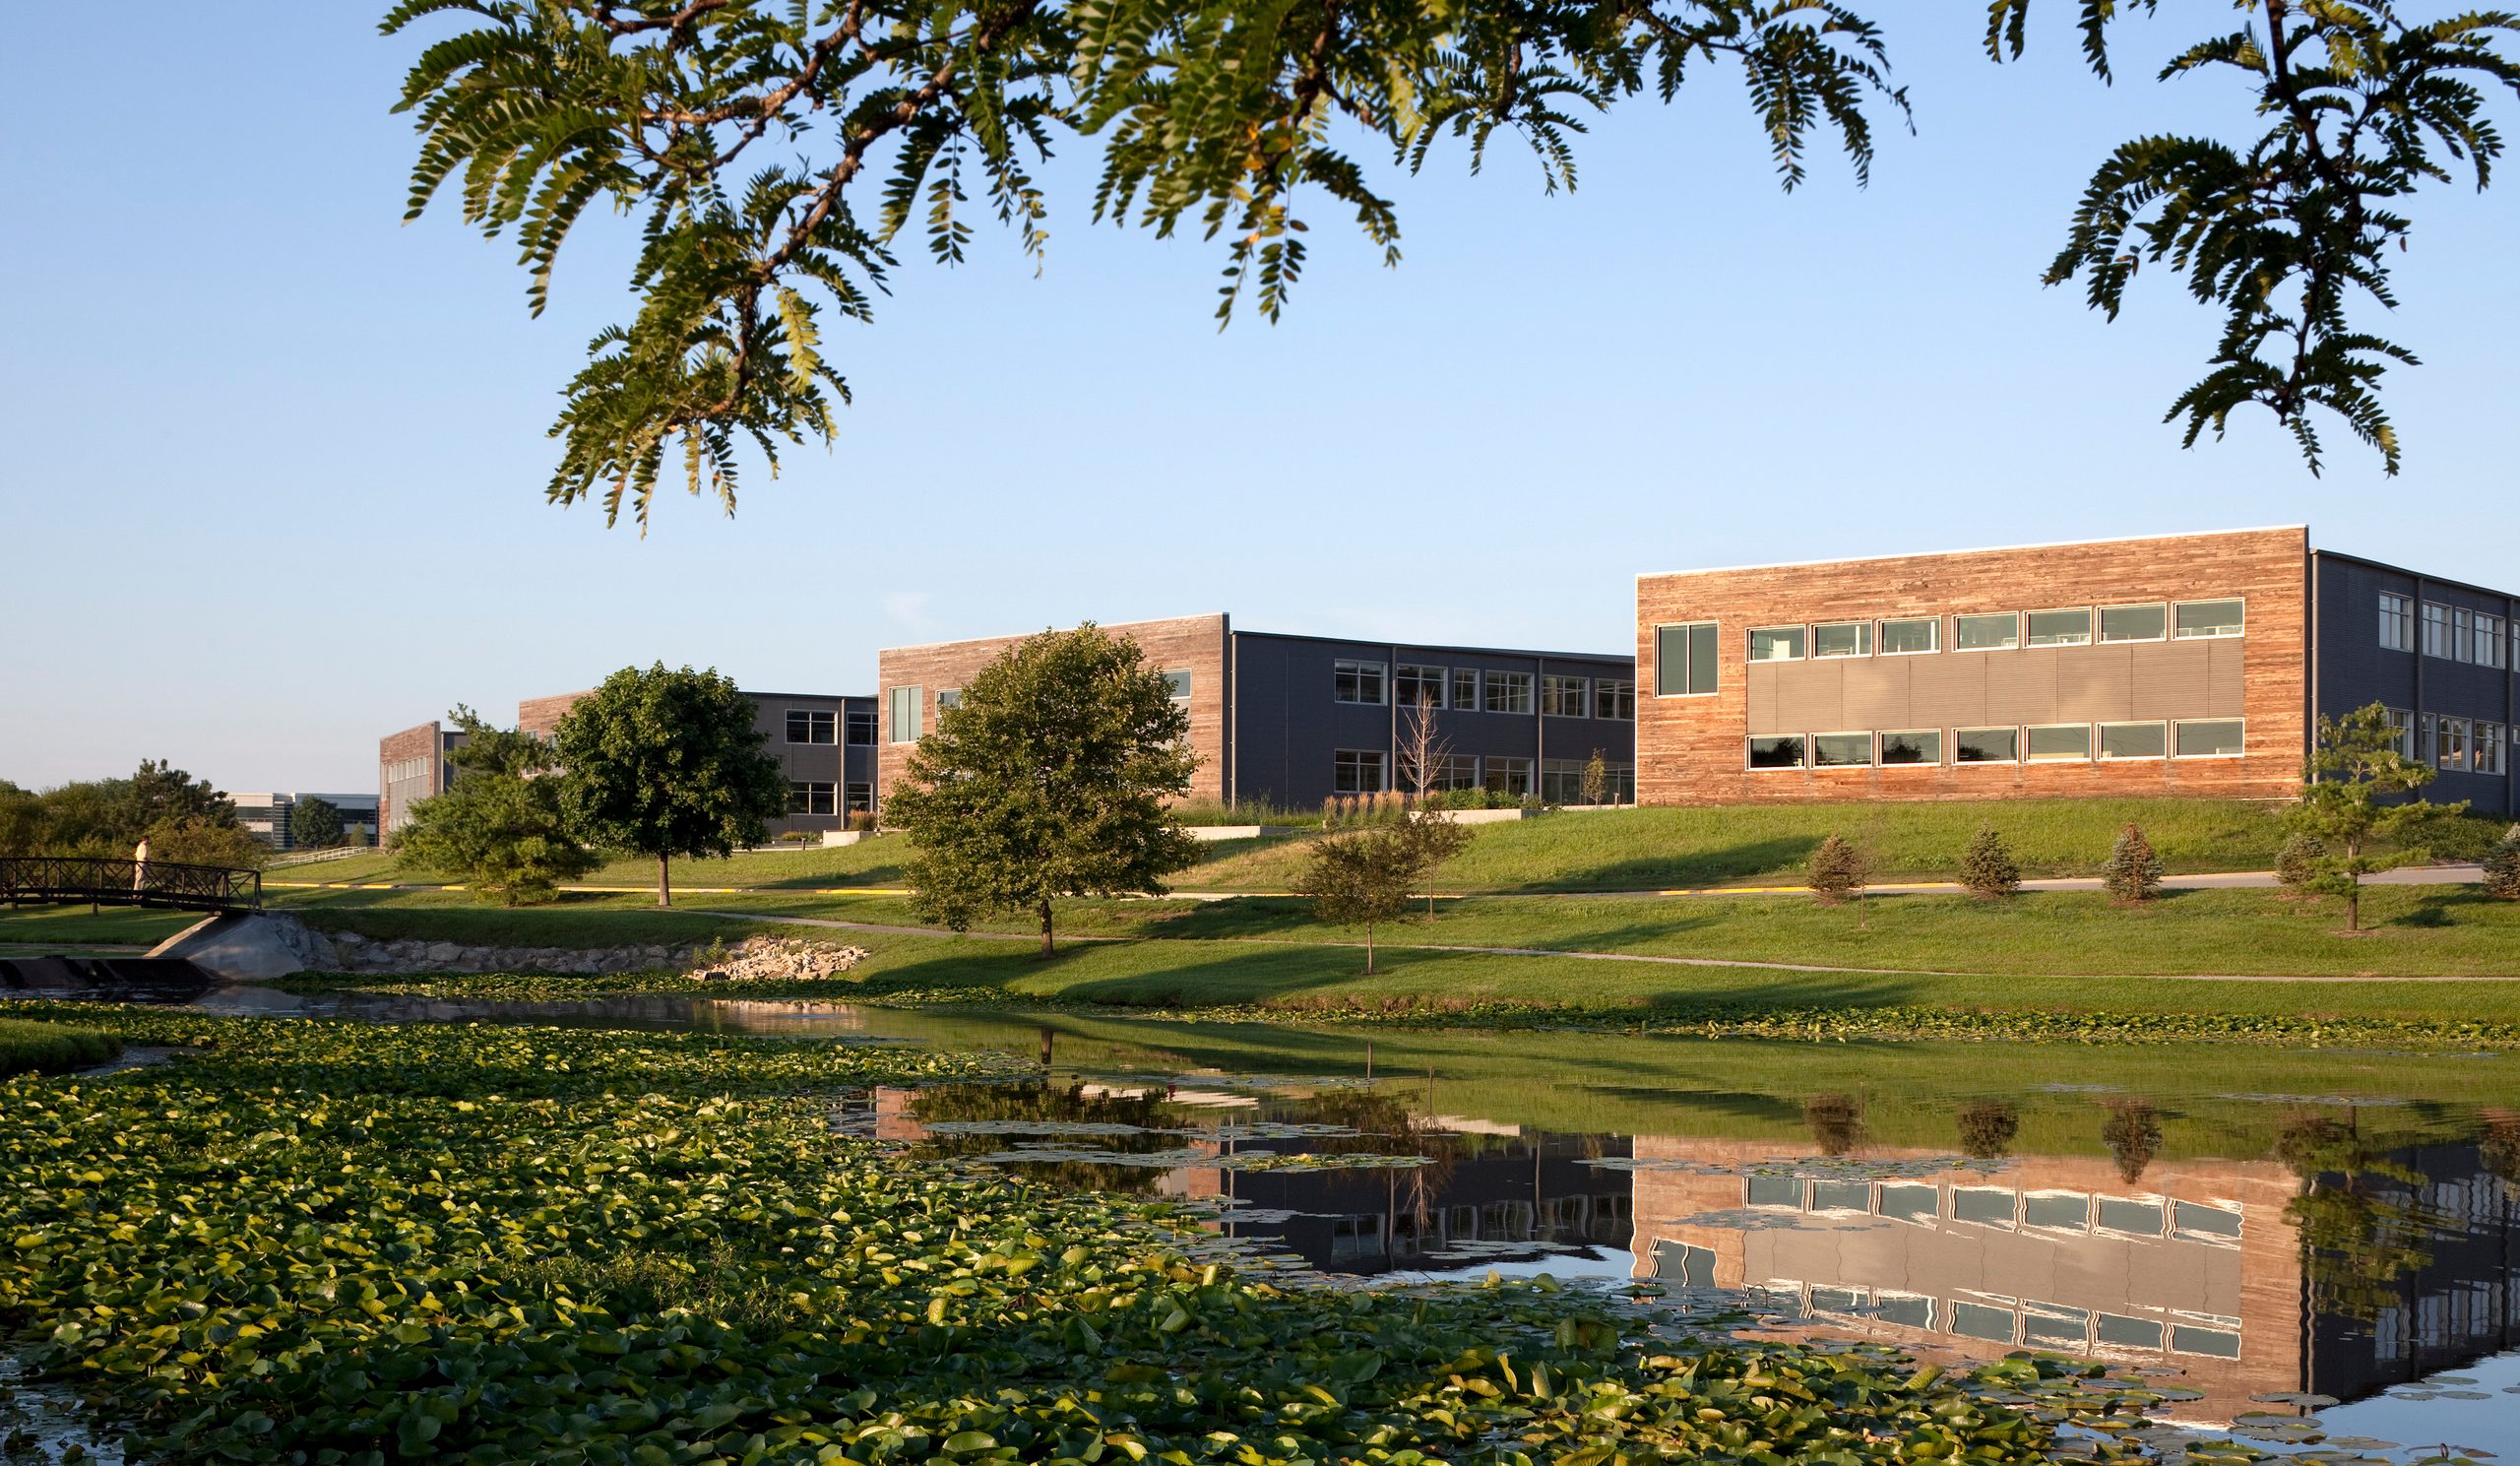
[136,986,2520,1459]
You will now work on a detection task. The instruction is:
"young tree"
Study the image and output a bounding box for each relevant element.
[2276,832,2327,892]
[1960,828,2020,898]
[1295,817,1473,975]
[2486,825,2520,901]
[1807,833,1867,899]
[1398,692,1452,808]
[554,665,789,908]
[387,1,2520,527]
[2102,823,2165,904]
[1579,749,1610,807]
[290,796,346,851]
[399,708,599,906]
[886,626,1201,956]
[2289,702,2463,931]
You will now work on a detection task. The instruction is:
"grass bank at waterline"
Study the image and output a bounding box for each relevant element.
[0,1011,2150,1465]
[0,1018,118,1077]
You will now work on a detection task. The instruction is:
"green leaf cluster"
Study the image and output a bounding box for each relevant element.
[888,626,1201,954]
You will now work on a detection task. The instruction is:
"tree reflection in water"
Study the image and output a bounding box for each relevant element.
[2100,1098,2164,1183]
[1956,1100,2019,1161]
[1804,1093,1863,1157]
[2277,1112,2443,1324]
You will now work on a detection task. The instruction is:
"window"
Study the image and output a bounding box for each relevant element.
[846,708,878,745]
[1654,622,1720,696]
[1483,670,1533,715]
[2480,612,2509,669]
[1403,752,1481,793]
[1813,621,1871,659]
[2437,716,2472,773]
[1746,734,1805,770]
[1450,668,1480,711]
[2173,1201,2242,1241]
[1877,1183,1938,1221]
[2171,1326,2241,1360]
[1334,660,1386,705]
[2481,723,2508,777]
[1874,1293,1934,1329]
[845,782,873,814]
[936,688,962,713]
[787,709,837,744]
[1746,1176,1801,1208]
[888,685,922,743]
[2387,707,2417,759]
[2097,1197,2165,1236]
[1482,756,1532,797]
[2099,722,2167,760]
[1163,669,1194,703]
[1955,727,2019,763]
[2026,608,2093,648]
[1542,674,1590,718]
[2025,725,2092,761]
[1332,749,1386,794]
[2174,600,2244,639]
[1593,678,1635,721]
[2420,712,2436,764]
[1394,665,1444,710]
[1878,730,1941,766]
[2099,603,2169,643]
[2173,719,2244,758]
[1954,612,2020,652]
[2097,1314,2165,1351]
[2453,606,2478,664]
[788,781,836,816]
[1951,1302,2016,1343]
[2424,601,2453,658]
[2025,1305,2091,1347]
[1879,617,1938,655]
[2379,592,2416,652]
[1810,1179,1869,1213]
[2024,1193,2089,1231]
[1748,625,1805,663]
[1812,732,1873,767]
[1954,1188,2015,1227]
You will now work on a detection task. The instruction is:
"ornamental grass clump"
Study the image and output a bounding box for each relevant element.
[2486,824,2520,901]
[2102,822,2165,903]
[1960,827,2021,898]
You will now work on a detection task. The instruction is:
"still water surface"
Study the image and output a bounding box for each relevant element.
[40,986,2520,1458]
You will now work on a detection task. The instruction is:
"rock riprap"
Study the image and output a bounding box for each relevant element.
[686,935,870,984]
[327,931,698,975]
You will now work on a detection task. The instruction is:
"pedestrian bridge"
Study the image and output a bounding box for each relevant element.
[0,855,263,915]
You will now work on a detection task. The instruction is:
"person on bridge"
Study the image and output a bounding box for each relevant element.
[132,836,149,895]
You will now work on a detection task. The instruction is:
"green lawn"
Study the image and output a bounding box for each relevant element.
[0,1016,120,1076]
[0,905,202,948]
[274,798,2498,898]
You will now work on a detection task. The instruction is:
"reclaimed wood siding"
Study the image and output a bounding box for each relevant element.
[1633,529,2308,804]
[874,613,1232,808]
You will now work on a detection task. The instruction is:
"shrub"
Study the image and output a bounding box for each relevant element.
[2486,824,2520,901]
[1959,828,2020,898]
[2276,832,2326,890]
[2102,823,2165,903]
[1806,834,1867,904]
[847,810,875,832]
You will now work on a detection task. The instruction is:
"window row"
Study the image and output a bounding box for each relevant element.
[785,781,874,816]
[1746,1174,2240,1243]
[1740,600,2243,666]
[1746,1280,2239,1360]
[782,708,878,745]
[1743,719,2244,770]
[1337,748,1637,799]
[2395,594,2514,668]
[2395,710,2512,776]
[1341,660,1635,719]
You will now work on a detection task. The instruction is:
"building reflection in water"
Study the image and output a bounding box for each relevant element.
[885,1079,2519,1427]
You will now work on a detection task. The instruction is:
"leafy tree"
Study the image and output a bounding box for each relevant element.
[1579,750,1610,808]
[0,762,249,858]
[127,760,235,836]
[2288,701,2462,931]
[1295,817,1473,975]
[1806,833,1867,905]
[143,817,269,872]
[399,708,599,905]
[2102,822,2164,903]
[0,781,40,858]
[386,0,2520,527]
[290,796,346,851]
[2484,824,2520,901]
[886,626,1201,955]
[554,665,790,908]
[1959,827,2020,898]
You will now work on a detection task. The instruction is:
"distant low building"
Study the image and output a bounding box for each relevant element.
[230,791,382,850]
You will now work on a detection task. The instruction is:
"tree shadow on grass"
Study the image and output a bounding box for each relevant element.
[1482,837,1825,894]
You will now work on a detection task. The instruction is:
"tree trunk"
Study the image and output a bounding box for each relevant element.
[658,855,672,909]
[1038,899,1054,959]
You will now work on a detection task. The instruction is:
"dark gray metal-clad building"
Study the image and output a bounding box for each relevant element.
[2312,550,2517,817]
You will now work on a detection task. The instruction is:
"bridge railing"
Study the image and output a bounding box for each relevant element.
[0,856,263,914]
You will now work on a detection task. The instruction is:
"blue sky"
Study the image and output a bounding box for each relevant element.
[3,6,2514,794]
